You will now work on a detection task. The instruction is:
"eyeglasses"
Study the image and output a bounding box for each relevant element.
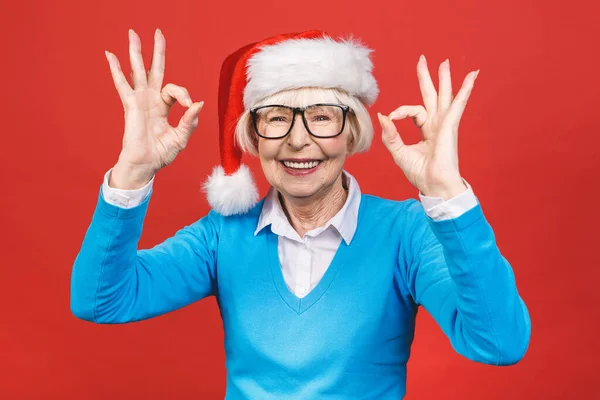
[249,103,351,139]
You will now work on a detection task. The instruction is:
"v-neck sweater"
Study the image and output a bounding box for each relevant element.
[71,186,531,399]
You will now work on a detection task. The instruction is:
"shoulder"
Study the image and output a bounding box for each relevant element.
[199,198,265,233]
[360,193,425,221]
[355,194,429,241]
[361,194,434,239]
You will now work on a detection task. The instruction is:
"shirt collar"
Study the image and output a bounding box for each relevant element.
[254,170,361,245]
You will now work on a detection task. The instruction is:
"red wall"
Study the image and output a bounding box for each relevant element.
[1,0,598,398]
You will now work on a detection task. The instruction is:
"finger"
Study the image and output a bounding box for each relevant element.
[148,29,166,91]
[417,55,437,115]
[377,112,405,154]
[388,105,428,129]
[128,29,147,89]
[438,59,452,113]
[443,70,479,130]
[161,83,193,108]
[176,101,204,138]
[104,51,135,107]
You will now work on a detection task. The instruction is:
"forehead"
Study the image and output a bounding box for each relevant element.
[257,87,344,108]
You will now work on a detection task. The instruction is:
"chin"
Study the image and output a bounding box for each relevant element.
[279,181,322,199]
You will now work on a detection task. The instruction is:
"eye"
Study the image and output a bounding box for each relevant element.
[269,116,288,122]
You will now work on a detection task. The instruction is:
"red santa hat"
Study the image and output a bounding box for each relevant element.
[203,30,379,216]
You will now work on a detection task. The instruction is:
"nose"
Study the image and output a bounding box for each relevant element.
[286,113,311,150]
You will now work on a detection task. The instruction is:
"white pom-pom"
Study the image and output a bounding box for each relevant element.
[203,164,259,216]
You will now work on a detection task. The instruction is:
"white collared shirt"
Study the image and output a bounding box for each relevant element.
[101,168,478,298]
[253,171,361,298]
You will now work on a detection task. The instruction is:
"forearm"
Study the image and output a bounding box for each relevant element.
[427,205,531,365]
[70,186,149,323]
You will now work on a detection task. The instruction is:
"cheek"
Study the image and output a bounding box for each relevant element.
[258,140,284,184]
[317,137,349,180]
[322,136,349,163]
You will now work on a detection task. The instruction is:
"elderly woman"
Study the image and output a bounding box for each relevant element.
[71,29,531,399]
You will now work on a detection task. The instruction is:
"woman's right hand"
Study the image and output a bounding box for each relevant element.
[105,29,204,189]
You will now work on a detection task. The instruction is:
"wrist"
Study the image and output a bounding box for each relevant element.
[110,161,155,190]
[421,178,467,200]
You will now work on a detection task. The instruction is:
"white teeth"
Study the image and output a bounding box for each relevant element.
[282,160,320,169]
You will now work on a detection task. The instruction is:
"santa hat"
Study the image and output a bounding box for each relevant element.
[203,30,379,216]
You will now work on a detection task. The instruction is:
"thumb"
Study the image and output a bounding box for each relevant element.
[377,112,405,153]
[177,101,204,136]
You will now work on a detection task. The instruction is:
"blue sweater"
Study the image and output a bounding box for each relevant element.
[71,186,531,399]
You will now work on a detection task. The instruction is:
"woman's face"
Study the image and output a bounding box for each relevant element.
[258,110,351,202]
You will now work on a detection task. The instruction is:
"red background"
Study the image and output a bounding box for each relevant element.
[1,0,599,398]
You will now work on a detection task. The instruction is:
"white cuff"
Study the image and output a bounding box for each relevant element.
[101,168,154,209]
[419,178,479,221]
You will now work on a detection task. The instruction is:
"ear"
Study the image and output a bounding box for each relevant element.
[345,111,361,155]
[346,131,357,155]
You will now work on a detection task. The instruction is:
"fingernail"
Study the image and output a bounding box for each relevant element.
[475,69,480,78]
[420,54,426,63]
[156,28,162,36]
[129,29,134,36]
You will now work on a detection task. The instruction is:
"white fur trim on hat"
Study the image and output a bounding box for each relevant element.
[243,36,379,109]
[203,164,259,216]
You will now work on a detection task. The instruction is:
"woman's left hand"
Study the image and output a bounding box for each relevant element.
[377,55,479,200]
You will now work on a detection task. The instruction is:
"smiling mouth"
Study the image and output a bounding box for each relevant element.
[280,160,322,170]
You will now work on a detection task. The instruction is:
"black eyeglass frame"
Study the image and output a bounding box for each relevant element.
[249,103,351,139]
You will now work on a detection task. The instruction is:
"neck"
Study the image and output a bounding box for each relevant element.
[279,173,348,238]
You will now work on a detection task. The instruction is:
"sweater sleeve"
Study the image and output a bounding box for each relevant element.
[70,184,222,324]
[401,199,531,366]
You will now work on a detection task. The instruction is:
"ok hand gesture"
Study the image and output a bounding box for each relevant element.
[378,55,479,200]
[105,29,204,189]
